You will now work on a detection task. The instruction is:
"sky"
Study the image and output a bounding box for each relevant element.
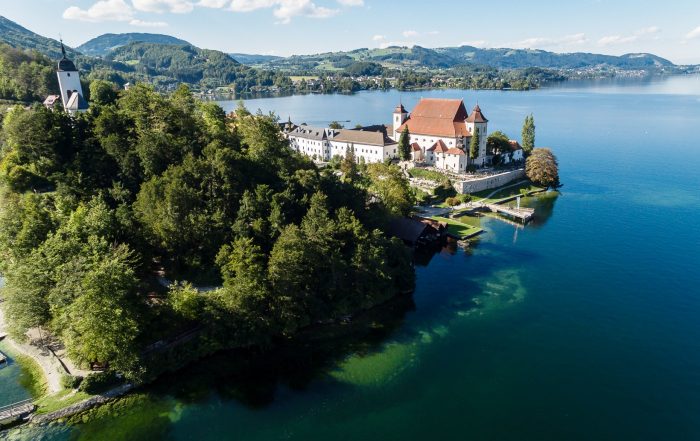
[2,0,700,64]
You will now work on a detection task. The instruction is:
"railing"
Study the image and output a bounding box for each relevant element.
[0,399,34,419]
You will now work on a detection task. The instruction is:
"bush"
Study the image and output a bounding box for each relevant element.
[61,374,84,390]
[434,181,456,200]
[78,371,121,394]
[445,196,460,206]
[457,194,471,203]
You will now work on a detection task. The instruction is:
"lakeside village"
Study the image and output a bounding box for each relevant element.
[1,44,557,429]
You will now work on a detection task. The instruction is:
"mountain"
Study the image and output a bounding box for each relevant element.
[104,42,266,89]
[247,45,676,72]
[0,15,78,59]
[229,53,283,65]
[77,33,191,57]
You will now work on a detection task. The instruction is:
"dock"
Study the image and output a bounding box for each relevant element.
[484,203,535,222]
[0,350,6,366]
[0,399,35,426]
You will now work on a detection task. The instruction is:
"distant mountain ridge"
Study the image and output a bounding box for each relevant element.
[0,15,78,59]
[77,33,191,57]
[251,45,676,71]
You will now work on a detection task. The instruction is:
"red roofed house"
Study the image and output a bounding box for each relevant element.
[392,99,490,172]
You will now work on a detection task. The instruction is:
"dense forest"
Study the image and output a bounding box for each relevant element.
[0,84,415,380]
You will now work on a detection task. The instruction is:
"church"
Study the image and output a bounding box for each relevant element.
[391,98,490,173]
[44,41,88,115]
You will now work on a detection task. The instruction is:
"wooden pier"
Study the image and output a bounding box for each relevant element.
[484,203,535,222]
[0,399,35,426]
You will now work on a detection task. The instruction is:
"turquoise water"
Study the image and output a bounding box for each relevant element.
[4,76,700,440]
[0,342,33,408]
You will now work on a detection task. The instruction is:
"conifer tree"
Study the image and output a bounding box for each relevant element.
[398,126,411,160]
[470,128,480,161]
[521,114,535,156]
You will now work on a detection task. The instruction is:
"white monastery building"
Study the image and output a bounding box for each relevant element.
[286,98,522,174]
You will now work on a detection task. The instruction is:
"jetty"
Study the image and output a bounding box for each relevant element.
[484,203,535,222]
[0,399,35,426]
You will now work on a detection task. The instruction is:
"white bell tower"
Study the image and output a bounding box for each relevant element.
[393,103,408,139]
[56,40,87,114]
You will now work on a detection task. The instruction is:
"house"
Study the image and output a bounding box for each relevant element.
[502,140,524,164]
[42,95,61,110]
[392,99,490,170]
[387,216,446,246]
[287,125,333,160]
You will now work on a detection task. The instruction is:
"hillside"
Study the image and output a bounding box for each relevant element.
[77,33,191,57]
[104,42,275,90]
[229,53,283,65]
[0,15,78,59]
[243,45,676,72]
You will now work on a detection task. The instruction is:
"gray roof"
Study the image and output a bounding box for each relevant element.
[332,128,397,147]
[66,92,89,111]
[387,218,429,244]
[289,126,335,141]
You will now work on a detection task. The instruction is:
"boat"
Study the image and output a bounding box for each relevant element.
[0,350,7,368]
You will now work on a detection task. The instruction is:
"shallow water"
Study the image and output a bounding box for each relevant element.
[4,76,700,440]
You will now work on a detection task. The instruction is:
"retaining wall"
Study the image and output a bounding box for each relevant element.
[453,169,526,194]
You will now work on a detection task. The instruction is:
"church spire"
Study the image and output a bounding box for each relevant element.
[60,36,67,59]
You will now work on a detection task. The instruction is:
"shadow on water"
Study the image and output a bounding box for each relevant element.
[526,191,559,228]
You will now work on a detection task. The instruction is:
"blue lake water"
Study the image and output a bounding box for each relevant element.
[4,76,700,440]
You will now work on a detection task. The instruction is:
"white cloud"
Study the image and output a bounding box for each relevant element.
[197,0,230,6]
[402,30,419,38]
[372,34,386,41]
[129,18,169,27]
[337,0,363,5]
[598,26,661,46]
[685,26,700,40]
[511,33,587,49]
[63,0,172,25]
[63,0,134,22]
[132,0,195,13]
[199,0,339,23]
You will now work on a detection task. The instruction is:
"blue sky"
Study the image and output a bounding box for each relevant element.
[2,0,700,64]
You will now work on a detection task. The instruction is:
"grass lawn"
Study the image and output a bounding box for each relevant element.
[408,168,449,183]
[34,389,93,414]
[290,75,319,81]
[430,216,483,238]
[471,181,544,204]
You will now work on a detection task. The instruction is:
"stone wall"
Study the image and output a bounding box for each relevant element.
[453,169,526,194]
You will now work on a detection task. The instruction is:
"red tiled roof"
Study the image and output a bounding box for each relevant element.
[428,139,449,153]
[466,104,488,123]
[446,147,466,156]
[508,140,522,152]
[397,98,471,138]
[411,142,422,152]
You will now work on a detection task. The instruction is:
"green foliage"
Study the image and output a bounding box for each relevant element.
[521,114,535,156]
[0,85,414,382]
[469,128,480,160]
[0,44,59,102]
[89,80,118,106]
[328,121,344,129]
[78,371,121,394]
[525,148,560,189]
[61,374,84,390]
[398,126,411,161]
[366,163,415,217]
[487,130,510,155]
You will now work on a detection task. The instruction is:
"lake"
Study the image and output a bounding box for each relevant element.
[4,76,700,440]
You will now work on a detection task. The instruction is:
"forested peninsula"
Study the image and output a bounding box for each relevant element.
[0,83,415,382]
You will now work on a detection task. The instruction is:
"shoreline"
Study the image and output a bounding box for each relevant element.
[0,306,63,395]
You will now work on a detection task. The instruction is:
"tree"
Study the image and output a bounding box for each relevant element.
[469,128,480,161]
[89,80,118,106]
[526,148,560,189]
[366,163,415,217]
[398,126,411,161]
[521,114,535,156]
[340,145,358,182]
[486,131,511,156]
[329,121,344,129]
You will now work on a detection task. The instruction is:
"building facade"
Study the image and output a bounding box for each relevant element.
[392,98,490,171]
[288,125,398,164]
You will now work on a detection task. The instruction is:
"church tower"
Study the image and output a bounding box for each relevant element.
[466,104,488,160]
[392,103,408,139]
[56,40,88,115]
